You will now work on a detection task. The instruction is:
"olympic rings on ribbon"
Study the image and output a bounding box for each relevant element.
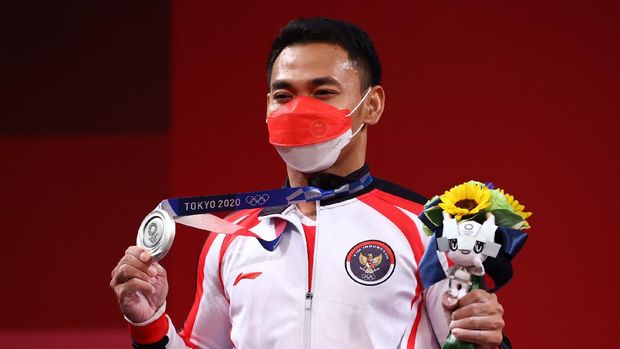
[245,194,270,206]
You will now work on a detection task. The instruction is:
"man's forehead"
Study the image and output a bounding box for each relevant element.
[270,43,360,86]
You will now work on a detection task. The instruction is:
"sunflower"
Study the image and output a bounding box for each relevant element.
[501,189,532,220]
[438,182,491,221]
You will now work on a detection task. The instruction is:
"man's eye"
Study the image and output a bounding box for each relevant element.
[274,93,293,102]
[313,90,336,98]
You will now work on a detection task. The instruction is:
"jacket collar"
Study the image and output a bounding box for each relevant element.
[259,164,375,217]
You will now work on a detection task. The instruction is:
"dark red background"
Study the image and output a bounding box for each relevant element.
[1,1,618,347]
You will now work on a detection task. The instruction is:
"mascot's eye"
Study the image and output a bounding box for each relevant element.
[449,239,458,251]
[474,241,485,254]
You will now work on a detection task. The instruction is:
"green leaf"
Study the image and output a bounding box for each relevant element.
[466,180,485,187]
[423,225,434,237]
[488,189,512,211]
[512,219,531,230]
[424,195,440,209]
[461,211,486,225]
[424,205,444,227]
[492,209,525,228]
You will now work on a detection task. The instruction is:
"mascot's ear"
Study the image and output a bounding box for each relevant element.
[441,212,459,239]
[480,212,498,242]
[480,213,501,258]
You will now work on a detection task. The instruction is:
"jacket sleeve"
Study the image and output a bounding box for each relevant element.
[130,233,232,349]
[424,278,452,345]
[401,207,453,346]
[414,211,452,345]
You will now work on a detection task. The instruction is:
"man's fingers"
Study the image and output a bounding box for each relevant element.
[449,315,505,332]
[447,290,505,347]
[114,278,156,300]
[453,303,485,320]
[112,264,158,286]
[457,289,496,307]
[152,261,166,277]
[111,246,154,279]
[451,328,503,346]
[453,300,504,320]
[113,253,158,277]
[125,246,153,264]
[452,289,503,320]
[125,253,158,275]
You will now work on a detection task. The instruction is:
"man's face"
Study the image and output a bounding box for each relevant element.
[267,43,366,133]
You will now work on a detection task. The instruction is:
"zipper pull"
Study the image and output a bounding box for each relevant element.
[305,292,313,310]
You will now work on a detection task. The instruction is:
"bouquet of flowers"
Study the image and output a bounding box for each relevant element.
[418,181,531,349]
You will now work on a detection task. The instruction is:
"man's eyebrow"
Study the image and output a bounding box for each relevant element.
[309,77,342,88]
[271,80,293,90]
[270,77,343,91]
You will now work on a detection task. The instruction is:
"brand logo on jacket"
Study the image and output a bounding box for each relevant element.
[345,240,395,286]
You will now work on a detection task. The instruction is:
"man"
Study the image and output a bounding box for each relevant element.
[111,17,507,348]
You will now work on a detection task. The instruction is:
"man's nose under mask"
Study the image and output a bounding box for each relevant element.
[266,88,371,173]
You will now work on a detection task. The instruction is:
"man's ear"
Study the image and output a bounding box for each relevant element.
[265,92,271,116]
[363,86,385,126]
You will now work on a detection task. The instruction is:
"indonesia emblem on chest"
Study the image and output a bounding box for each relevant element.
[345,240,395,286]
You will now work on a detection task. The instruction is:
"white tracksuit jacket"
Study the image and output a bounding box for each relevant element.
[130,169,452,349]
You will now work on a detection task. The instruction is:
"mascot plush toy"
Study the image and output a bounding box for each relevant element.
[418,181,531,349]
[439,211,501,300]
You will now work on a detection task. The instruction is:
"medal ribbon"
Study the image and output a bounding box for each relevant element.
[156,173,373,250]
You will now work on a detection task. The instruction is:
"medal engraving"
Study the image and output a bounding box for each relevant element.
[143,218,164,247]
[137,209,175,261]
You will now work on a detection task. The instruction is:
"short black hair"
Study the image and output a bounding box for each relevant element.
[266,17,381,90]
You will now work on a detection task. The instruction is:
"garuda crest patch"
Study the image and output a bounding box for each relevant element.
[345,240,395,286]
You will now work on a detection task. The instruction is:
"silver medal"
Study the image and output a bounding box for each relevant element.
[137,208,175,261]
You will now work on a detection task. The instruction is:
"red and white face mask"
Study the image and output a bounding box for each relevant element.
[267,88,371,173]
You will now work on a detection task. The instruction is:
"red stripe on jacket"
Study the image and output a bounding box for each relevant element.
[177,231,218,348]
[359,189,426,349]
[179,209,260,347]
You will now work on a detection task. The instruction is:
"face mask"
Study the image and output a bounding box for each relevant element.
[267,88,371,173]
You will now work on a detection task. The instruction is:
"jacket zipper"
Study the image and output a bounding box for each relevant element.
[302,201,320,349]
[303,291,313,348]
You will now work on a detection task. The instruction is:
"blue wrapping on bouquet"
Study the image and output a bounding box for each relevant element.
[418,223,528,291]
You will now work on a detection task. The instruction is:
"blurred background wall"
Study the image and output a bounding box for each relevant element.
[1,1,618,347]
